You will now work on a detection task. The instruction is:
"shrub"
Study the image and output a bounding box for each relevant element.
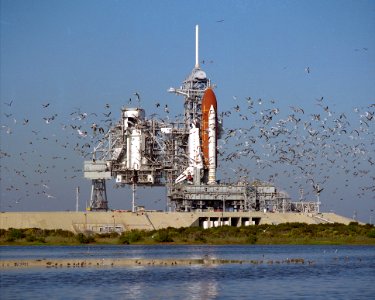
[109,232,120,238]
[247,234,257,244]
[25,228,43,236]
[7,228,25,240]
[26,235,36,242]
[77,233,95,244]
[5,236,15,242]
[54,229,75,238]
[0,229,6,237]
[119,230,143,244]
[192,231,207,243]
[96,232,119,239]
[209,226,241,238]
[367,229,375,238]
[26,235,46,243]
[153,229,173,243]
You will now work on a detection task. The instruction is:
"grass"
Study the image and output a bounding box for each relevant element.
[1,223,375,246]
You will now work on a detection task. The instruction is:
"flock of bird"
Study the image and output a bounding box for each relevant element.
[1,100,115,208]
[216,96,374,206]
[1,90,374,212]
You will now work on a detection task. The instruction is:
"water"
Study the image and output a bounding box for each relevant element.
[1,245,374,299]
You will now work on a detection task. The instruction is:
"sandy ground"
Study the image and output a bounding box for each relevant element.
[0,257,309,269]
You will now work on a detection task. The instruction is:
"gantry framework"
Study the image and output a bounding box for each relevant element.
[83,25,318,214]
[82,65,298,213]
[83,64,212,211]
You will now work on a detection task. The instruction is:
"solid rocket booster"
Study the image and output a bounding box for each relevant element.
[201,88,218,185]
[175,87,218,184]
[207,105,216,185]
[175,123,203,184]
[188,123,203,169]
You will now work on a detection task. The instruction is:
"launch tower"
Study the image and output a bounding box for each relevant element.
[83,25,314,214]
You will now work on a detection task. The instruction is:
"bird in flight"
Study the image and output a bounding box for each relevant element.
[134,92,141,102]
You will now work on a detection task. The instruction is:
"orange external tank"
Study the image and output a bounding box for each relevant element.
[201,88,217,167]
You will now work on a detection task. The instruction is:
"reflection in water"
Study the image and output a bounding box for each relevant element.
[1,245,374,300]
[125,283,144,299]
[187,280,219,300]
[117,266,146,299]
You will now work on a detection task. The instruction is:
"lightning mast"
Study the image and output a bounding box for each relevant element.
[168,24,211,129]
[195,24,199,69]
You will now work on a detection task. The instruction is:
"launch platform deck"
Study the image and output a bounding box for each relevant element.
[0,211,355,234]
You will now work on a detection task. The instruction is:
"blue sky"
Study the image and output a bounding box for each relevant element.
[1,0,374,222]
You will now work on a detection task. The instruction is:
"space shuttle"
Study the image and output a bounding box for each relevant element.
[173,25,218,184]
[175,88,218,185]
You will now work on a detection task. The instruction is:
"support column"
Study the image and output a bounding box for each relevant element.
[89,179,108,211]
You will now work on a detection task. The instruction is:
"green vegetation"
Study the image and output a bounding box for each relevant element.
[1,222,375,246]
[119,230,143,244]
[0,228,77,245]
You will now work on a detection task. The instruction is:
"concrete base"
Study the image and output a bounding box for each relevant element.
[0,211,355,234]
